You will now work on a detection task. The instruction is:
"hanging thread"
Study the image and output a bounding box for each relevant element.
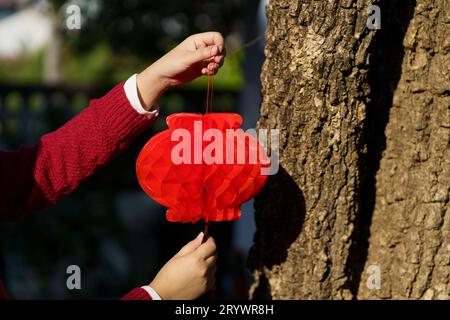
[201,33,264,240]
[205,74,214,114]
[203,73,214,242]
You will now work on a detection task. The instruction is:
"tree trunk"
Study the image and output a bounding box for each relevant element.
[249,0,449,300]
[249,0,375,299]
[358,0,450,299]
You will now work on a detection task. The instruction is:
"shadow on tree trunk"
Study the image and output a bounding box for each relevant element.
[347,0,417,297]
[248,166,306,298]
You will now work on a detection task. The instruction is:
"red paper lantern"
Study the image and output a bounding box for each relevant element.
[136,113,270,223]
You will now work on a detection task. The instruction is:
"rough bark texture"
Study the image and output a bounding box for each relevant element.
[249,0,375,299]
[358,0,450,299]
[249,0,449,300]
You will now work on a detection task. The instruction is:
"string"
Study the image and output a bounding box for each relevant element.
[203,73,213,242]
[201,32,263,236]
[205,74,214,114]
[227,33,264,57]
[205,75,210,113]
[200,33,263,299]
[204,32,263,114]
[209,74,214,113]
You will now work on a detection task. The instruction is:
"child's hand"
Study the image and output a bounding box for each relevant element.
[150,232,217,300]
[148,31,225,84]
[136,32,225,109]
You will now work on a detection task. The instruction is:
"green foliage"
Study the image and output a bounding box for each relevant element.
[0,0,245,88]
[187,50,244,90]
[0,51,45,84]
[68,0,244,58]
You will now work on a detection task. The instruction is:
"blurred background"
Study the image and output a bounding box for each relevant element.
[0,0,267,299]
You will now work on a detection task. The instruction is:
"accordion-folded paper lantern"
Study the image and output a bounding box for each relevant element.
[136,113,270,223]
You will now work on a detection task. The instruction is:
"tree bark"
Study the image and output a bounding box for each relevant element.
[249,0,449,300]
[249,0,375,299]
[358,0,450,299]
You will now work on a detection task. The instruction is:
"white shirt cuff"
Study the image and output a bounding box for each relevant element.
[124,74,159,118]
[141,285,162,300]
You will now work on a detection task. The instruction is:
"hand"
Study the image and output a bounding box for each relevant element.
[137,32,225,109]
[149,31,225,84]
[150,232,217,300]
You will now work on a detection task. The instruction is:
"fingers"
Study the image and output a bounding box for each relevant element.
[213,45,226,65]
[206,253,217,266]
[214,54,225,65]
[202,46,225,75]
[195,236,217,259]
[183,32,226,77]
[189,31,224,48]
[201,62,220,76]
[176,232,203,256]
[203,53,225,65]
[186,44,224,66]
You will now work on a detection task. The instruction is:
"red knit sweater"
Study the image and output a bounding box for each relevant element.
[0,82,155,300]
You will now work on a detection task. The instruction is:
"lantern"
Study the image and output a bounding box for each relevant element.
[136,113,269,223]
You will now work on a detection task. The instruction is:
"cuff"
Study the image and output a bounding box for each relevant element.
[124,74,159,118]
[141,285,162,300]
[121,287,153,300]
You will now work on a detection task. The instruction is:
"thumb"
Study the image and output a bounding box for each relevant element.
[176,232,204,256]
[185,45,219,65]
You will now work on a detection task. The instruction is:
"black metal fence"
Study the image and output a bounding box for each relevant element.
[0,83,238,148]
